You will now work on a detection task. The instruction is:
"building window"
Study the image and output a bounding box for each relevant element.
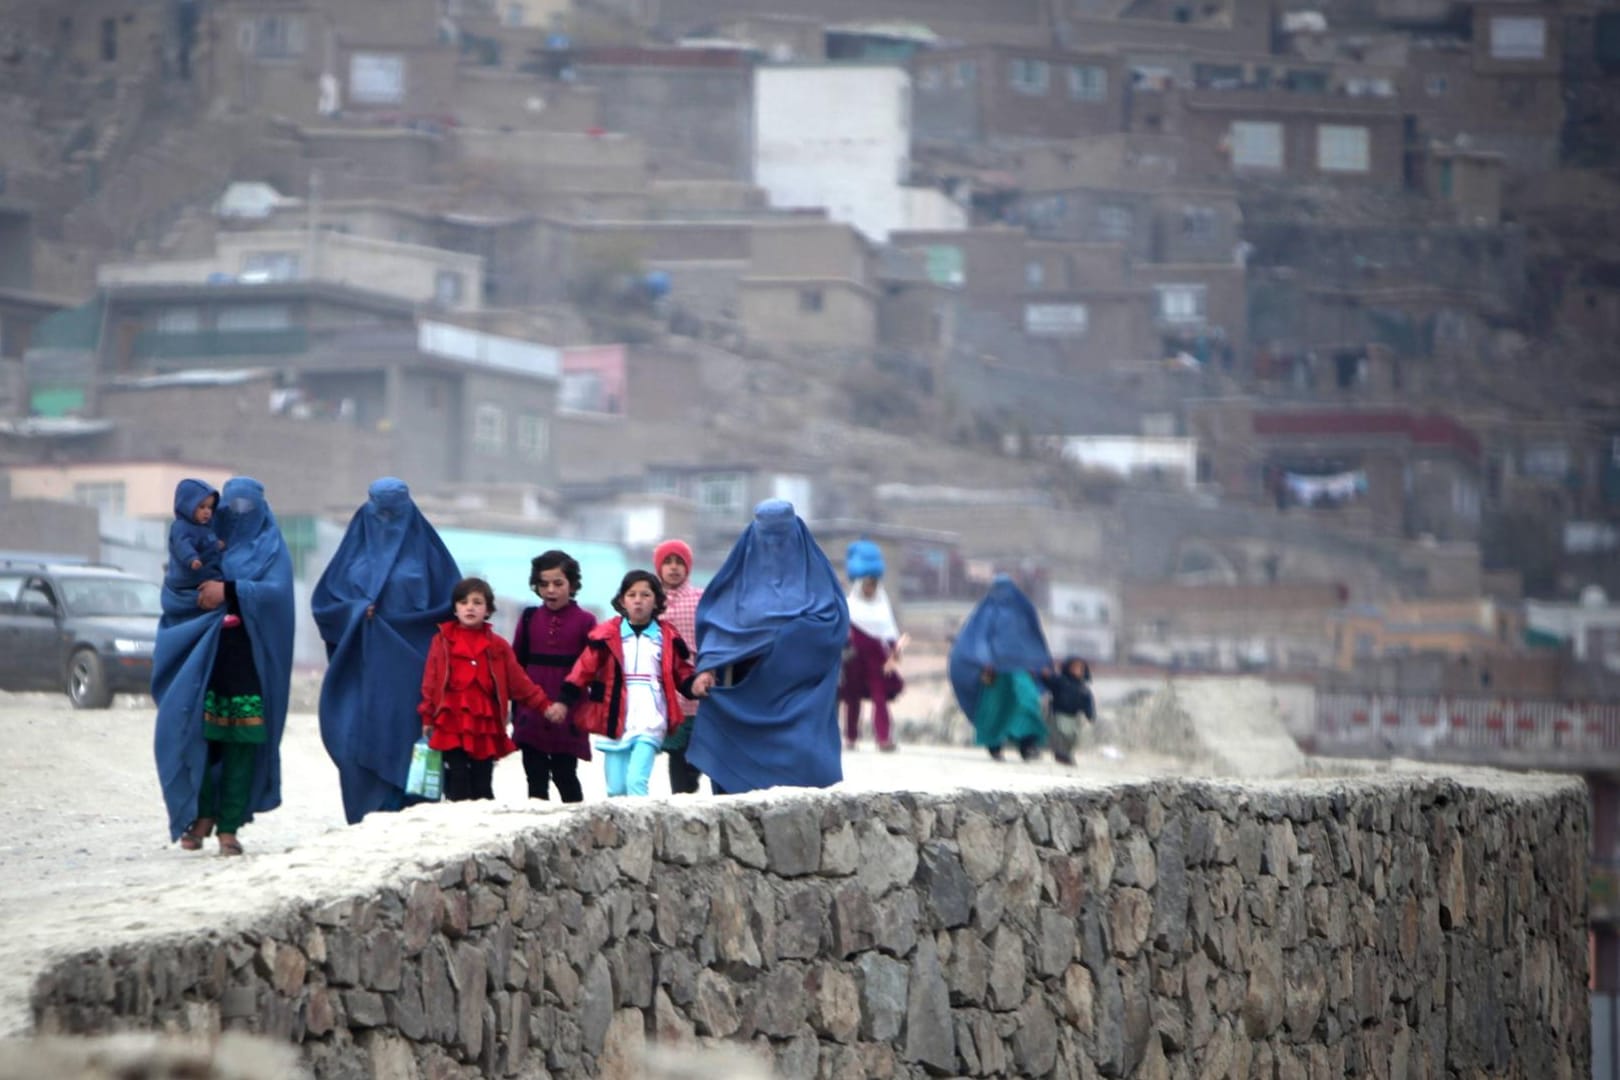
[1008,58,1050,95]
[350,53,406,104]
[1024,303,1089,337]
[1425,74,1448,97]
[73,481,125,516]
[238,15,306,58]
[1025,261,1046,288]
[1490,16,1546,60]
[1155,284,1208,323]
[1230,122,1283,170]
[473,404,506,453]
[240,251,301,282]
[952,60,977,88]
[435,270,464,307]
[216,304,291,331]
[799,288,824,313]
[1066,64,1108,102]
[1181,205,1217,237]
[1096,204,1133,240]
[698,474,746,514]
[516,414,549,462]
[504,3,527,26]
[1317,124,1370,173]
[155,308,201,333]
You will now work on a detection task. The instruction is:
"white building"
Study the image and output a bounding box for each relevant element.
[754,63,964,242]
[1527,587,1620,673]
[1050,435,1199,489]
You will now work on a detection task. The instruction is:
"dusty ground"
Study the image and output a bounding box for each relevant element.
[0,678,1196,1036]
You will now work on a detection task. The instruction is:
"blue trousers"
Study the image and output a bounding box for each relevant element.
[601,738,660,796]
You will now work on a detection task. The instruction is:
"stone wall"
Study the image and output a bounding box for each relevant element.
[28,774,1588,1079]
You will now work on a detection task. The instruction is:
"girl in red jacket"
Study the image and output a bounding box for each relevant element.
[418,577,561,802]
[561,570,713,796]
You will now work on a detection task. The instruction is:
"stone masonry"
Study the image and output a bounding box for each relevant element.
[28,775,1589,1079]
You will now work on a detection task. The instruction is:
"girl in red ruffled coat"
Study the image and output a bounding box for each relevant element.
[418,577,560,802]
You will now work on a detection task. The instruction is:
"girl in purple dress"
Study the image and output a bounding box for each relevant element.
[511,550,597,802]
[840,540,906,752]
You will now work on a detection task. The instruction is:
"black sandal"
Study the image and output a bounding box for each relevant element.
[179,819,214,851]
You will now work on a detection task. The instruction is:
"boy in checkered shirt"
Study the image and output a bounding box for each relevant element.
[655,539,705,793]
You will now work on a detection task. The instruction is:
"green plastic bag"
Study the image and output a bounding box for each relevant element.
[405,738,443,800]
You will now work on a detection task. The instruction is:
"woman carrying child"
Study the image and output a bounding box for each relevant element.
[511,550,597,803]
[560,570,711,797]
[418,577,560,802]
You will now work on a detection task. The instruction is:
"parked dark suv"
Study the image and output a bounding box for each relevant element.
[0,560,161,708]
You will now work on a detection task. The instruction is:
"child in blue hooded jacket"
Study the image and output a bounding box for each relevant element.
[167,478,224,592]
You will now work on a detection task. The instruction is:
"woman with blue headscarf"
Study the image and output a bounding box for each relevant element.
[687,500,849,794]
[948,574,1053,762]
[313,478,461,823]
[152,477,296,855]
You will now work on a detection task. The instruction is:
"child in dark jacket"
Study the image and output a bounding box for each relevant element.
[560,570,711,797]
[1041,656,1095,766]
[167,479,224,591]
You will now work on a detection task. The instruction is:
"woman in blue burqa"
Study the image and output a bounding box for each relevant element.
[313,478,461,823]
[687,499,849,794]
[152,477,296,855]
[948,574,1054,761]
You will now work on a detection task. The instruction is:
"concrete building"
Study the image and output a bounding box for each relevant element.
[754,63,964,241]
[24,282,562,504]
[1402,32,1564,174]
[739,221,879,350]
[1119,581,1347,670]
[1331,597,1523,671]
[4,461,235,519]
[911,44,1126,146]
[572,47,756,182]
[1528,589,1620,674]
[1188,402,1485,543]
[891,226,1154,371]
[98,231,486,313]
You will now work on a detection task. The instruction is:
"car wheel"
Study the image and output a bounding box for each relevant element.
[67,649,113,710]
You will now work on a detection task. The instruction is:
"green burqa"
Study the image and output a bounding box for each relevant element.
[972,670,1047,748]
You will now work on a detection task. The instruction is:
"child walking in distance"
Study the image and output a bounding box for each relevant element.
[167,478,224,591]
[511,551,597,803]
[561,570,711,797]
[418,578,559,802]
[1041,656,1095,766]
[655,539,705,793]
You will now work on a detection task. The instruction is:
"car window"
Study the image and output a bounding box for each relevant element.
[18,580,57,616]
[56,577,162,617]
[0,575,22,612]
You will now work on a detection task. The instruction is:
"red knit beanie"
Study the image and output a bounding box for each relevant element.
[654,538,693,571]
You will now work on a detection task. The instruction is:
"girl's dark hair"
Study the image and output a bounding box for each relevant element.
[611,569,666,620]
[452,576,497,615]
[531,549,581,597]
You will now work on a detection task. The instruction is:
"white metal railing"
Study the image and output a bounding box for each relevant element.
[1315,691,1620,757]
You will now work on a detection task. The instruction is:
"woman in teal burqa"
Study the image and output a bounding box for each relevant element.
[948,574,1054,761]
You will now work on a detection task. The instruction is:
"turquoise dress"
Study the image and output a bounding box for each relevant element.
[972,670,1047,749]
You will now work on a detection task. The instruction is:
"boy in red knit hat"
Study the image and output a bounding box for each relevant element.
[655,538,705,793]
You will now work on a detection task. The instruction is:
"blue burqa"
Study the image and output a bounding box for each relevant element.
[688,500,849,794]
[312,478,460,823]
[152,477,296,842]
[948,574,1053,721]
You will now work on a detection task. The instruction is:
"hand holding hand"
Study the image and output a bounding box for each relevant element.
[691,671,716,698]
[543,702,568,724]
